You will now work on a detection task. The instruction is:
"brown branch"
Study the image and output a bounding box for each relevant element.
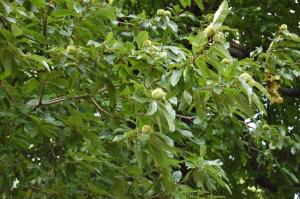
[42,0,54,50]
[250,146,263,153]
[38,80,45,106]
[42,96,67,104]
[42,94,91,105]
[90,96,114,118]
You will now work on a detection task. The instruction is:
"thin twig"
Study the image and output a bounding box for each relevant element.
[42,96,67,104]
[42,94,91,105]
[176,114,197,120]
[250,146,262,153]
[42,0,54,50]
[90,96,114,118]
[38,81,45,106]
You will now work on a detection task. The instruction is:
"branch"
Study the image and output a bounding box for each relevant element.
[33,81,46,110]
[176,114,197,120]
[42,96,67,104]
[42,0,54,49]
[90,96,114,118]
[42,94,91,105]
[38,80,45,106]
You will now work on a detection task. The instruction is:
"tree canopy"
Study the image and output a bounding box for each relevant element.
[0,0,299,198]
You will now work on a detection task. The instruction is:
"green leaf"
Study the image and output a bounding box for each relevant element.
[75,153,102,162]
[11,24,22,37]
[134,141,145,169]
[202,56,222,74]
[251,93,266,114]
[112,135,124,142]
[51,9,79,17]
[253,81,272,101]
[226,89,253,117]
[1,0,300,197]
[0,29,15,42]
[183,90,193,105]
[25,54,52,71]
[31,0,45,8]
[0,1,11,14]
[212,0,228,27]
[170,69,182,87]
[167,21,178,33]
[240,79,253,97]
[195,0,204,11]
[95,7,116,21]
[192,31,207,53]
[206,166,231,194]
[87,40,101,47]
[147,100,158,115]
[87,183,107,195]
[282,168,299,184]
[160,101,176,132]
[195,58,219,80]
[26,99,39,106]
[210,43,231,59]
[194,90,210,121]
[67,115,83,127]
[42,60,51,72]
[179,130,193,138]
[136,31,149,49]
[23,78,40,94]
[74,1,85,13]
[180,0,191,7]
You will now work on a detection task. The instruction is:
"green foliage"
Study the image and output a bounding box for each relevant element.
[0,0,299,198]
